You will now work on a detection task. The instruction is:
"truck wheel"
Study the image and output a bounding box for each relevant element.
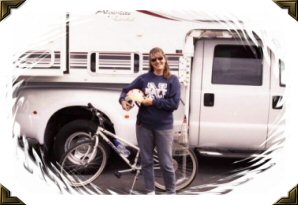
[53,120,109,164]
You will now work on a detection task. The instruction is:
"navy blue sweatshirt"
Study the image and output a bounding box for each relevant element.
[119,72,181,130]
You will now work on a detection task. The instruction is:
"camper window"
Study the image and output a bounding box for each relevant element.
[90,52,139,74]
[134,53,140,73]
[70,52,88,69]
[98,53,131,71]
[16,50,60,69]
[211,45,263,86]
[142,54,180,73]
[90,53,96,72]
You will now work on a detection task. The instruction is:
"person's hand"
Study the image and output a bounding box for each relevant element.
[121,100,133,111]
[142,97,153,106]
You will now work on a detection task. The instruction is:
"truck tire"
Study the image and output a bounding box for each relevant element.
[53,119,109,163]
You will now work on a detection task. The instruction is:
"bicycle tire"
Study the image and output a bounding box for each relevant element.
[59,139,108,187]
[154,147,198,191]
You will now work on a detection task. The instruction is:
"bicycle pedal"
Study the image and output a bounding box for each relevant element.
[114,171,122,178]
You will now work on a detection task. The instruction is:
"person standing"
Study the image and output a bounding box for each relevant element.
[119,47,181,194]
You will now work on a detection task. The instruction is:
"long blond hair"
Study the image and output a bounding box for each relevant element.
[149,47,171,79]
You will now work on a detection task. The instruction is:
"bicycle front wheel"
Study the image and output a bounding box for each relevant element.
[59,139,108,187]
[154,148,198,191]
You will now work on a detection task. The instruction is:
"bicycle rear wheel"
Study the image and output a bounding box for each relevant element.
[59,139,108,187]
[154,147,198,191]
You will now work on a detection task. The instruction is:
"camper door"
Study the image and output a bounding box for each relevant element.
[196,39,270,151]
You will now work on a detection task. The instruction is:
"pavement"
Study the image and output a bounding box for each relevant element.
[70,150,263,195]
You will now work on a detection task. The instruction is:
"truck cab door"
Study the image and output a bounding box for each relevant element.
[266,55,286,149]
[197,39,270,151]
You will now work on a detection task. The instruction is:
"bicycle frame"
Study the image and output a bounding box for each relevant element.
[95,126,141,172]
[87,103,162,176]
[58,103,198,192]
[93,126,145,193]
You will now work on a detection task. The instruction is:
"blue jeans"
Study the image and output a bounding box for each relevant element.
[136,124,176,194]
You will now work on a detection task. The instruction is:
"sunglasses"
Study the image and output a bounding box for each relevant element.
[150,57,164,62]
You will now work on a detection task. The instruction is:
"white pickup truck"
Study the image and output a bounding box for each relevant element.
[13,10,285,165]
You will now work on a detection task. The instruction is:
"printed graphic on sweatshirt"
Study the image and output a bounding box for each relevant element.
[145,82,167,99]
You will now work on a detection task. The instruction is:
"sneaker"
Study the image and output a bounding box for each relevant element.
[146,191,155,195]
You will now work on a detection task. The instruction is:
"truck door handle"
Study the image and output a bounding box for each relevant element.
[204,93,214,107]
[272,96,283,109]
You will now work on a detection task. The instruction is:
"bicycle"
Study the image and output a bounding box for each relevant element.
[58,103,198,193]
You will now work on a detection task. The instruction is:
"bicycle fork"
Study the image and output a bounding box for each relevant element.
[129,168,141,194]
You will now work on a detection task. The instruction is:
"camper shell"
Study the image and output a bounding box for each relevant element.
[13,10,285,161]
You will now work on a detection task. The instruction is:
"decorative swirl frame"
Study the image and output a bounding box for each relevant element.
[0,0,297,204]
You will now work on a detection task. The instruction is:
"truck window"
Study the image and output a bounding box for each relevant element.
[279,59,286,87]
[212,45,263,86]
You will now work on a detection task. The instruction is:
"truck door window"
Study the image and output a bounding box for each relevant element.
[212,45,263,86]
[279,59,286,87]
